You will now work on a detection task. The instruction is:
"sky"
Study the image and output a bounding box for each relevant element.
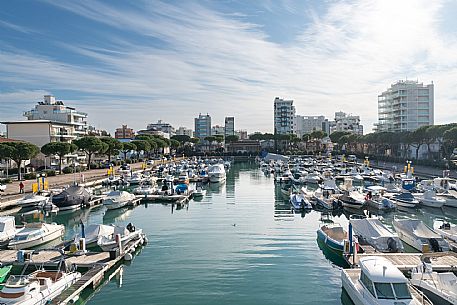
[1,0,457,135]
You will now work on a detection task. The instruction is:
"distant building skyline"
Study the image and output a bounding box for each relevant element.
[194,114,211,139]
[273,97,295,135]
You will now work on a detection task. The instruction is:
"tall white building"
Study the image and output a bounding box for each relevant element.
[331,111,363,135]
[294,115,329,137]
[274,97,295,135]
[375,80,434,132]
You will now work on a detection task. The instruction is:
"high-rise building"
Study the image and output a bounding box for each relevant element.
[194,114,211,139]
[176,127,193,137]
[224,117,235,137]
[236,130,248,140]
[294,115,329,137]
[115,125,135,139]
[375,80,434,132]
[274,97,295,135]
[330,111,363,135]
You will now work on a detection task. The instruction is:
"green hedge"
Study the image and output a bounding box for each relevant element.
[24,173,37,180]
[0,178,12,184]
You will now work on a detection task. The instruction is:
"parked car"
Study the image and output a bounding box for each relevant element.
[347,155,357,162]
[146,160,154,166]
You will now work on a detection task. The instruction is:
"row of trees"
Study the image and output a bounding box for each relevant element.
[0,134,174,180]
[329,124,457,160]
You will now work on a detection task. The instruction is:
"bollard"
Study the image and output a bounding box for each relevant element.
[115,233,122,254]
[79,237,86,252]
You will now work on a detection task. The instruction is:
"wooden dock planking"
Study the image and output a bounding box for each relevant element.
[352,252,457,272]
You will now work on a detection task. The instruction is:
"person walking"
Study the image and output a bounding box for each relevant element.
[19,181,24,194]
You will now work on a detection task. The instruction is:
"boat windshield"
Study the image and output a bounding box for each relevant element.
[5,275,29,287]
[392,283,411,299]
[374,282,395,299]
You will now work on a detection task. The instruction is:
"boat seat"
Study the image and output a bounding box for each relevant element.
[35,271,63,282]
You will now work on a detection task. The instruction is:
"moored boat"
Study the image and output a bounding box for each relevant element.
[0,216,19,248]
[103,190,136,210]
[52,185,91,211]
[341,256,432,305]
[8,222,64,250]
[392,218,450,253]
[98,223,143,252]
[208,164,226,183]
[392,192,419,208]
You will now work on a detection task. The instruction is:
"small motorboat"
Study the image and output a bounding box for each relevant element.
[342,256,432,305]
[433,221,457,243]
[437,190,457,208]
[208,164,226,183]
[0,265,12,288]
[339,190,365,209]
[392,192,419,208]
[313,188,340,210]
[364,186,396,211]
[414,190,446,208]
[52,185,91,211]
[193,184,206,198]
[410,260,457,304]
[317,223,348,255]
[103,190,136,210]
[0,269,81,304]
[0,216,19,248]
[78,223,116,248]
[16,193,50,209]
[289,193,312,210]
[132,185,156,195]
[129,173,145,185]
[98,223,143,252]
[392,218,450,253]
[8,222,65,250]
[350,217,404,253]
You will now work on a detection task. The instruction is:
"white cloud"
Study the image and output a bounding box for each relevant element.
[1,0,457,134]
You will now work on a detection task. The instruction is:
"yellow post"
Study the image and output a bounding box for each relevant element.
[32,183,38,193]
[44,180,49,191]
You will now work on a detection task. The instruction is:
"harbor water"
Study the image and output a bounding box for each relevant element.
[41,162,457,305]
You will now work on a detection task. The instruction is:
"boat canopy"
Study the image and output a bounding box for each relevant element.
[360,256,407,283]
[263,153,289,162]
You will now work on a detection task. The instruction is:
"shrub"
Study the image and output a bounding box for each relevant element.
[24,173,37,180]
[125,158,132,164]
[0,178,12,184]
[89,163,99,170]
[62,167,73,174]
[44,169,56,177]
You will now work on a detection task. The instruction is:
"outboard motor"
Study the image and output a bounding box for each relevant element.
[387,237,399,253]
[429,238,441,252]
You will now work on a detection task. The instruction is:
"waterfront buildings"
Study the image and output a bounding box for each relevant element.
[224,117,235,137]
[236,130,248,140]
[330,111,363,135]
[375,80,434,132]
[294,115,330,138]
[274,97,295,135]
[176,127,193,138]
[115,125,135,140]
[2,95,88,147]
[194,114,211,139]
[226,140,261,154]
[146,120,175,136]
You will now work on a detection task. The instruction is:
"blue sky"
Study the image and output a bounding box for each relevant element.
[1,0,457,134]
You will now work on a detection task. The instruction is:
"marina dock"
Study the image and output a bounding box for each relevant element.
[0,235,146,305]
[345,251,457,272]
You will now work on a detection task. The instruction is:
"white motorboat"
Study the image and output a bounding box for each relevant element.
[0,269,81,305]
[129,173,145,185]
[342,256,432,305]
[208,164,226,183]
[78,223,116,248]
[0,216,19,248]
[313,188,339,210]
[289,193,312,210]
[433,221,457,243]
[304,172,321,184]
[414,190,446,208]
[103,190,136,210]
[392,192,419,208]
[350,217,404,253]
[16,194,50,208]
[410,260,457,305]
[9,223,64,250]
[392,218,450,253]
[437,190,457,208]
[339,190,366,209]
[98,223,143,252]
[193,184,206,198]
[133,185,156,195]
[364,186,396,211]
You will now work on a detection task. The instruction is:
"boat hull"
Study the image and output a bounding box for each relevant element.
[8,227,64,250]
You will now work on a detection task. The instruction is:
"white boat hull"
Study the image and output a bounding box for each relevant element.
[9,227,64,250]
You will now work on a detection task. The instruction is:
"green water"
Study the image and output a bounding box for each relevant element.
[43,162,457,305]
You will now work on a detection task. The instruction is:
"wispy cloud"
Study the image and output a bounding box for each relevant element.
[1,0,457,133]
[0,19,35,34]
